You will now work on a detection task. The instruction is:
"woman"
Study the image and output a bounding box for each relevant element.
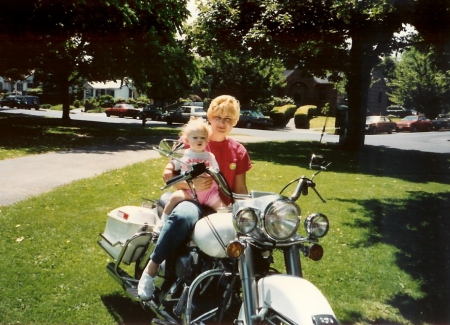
[138,95,252,300]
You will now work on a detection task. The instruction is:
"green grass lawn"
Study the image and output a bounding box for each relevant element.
[0,113,180,160]
[0,114,449,324]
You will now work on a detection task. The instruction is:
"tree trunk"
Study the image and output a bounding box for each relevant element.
[342,38,373,150]
[61,78,71,122]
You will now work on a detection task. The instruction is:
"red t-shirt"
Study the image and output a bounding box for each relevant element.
[206,138,252,204]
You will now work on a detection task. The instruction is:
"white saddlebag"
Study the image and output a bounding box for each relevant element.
[98,206,158,264]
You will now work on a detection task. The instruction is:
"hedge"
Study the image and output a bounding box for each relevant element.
[269,104,297,127]
[294,105,318,129]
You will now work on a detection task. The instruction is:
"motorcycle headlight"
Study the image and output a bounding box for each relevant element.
[304,213,329,238]
[264,199,300,241]
[233,207,258,234]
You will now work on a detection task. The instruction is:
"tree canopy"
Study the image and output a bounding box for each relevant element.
[388,47,450,117]
[0,0,195,120]
[189,0,450,149]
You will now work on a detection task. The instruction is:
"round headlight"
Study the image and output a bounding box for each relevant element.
[233,207,258,234]
[264,199,300,241]
[304,213,329,238]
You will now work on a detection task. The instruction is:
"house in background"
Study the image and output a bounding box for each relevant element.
[0,73,36,95]
[281,70,338,113]
[280,69,389,116]
[84,80,136,101]
[366,68,390,115]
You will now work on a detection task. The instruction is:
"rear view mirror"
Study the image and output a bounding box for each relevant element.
[155,139,185,159]
[309,154,330,171]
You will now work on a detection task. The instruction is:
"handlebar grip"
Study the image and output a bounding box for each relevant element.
[166,174,187,187]
[165,162,207,187]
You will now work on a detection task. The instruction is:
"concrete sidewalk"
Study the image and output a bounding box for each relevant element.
[0,141,161,206]
[0,134,267,207]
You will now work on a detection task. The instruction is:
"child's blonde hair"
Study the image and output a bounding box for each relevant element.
[206,95,240,126]
[180,117,212,139]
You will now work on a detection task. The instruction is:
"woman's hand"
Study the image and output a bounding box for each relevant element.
[192,175,212,191]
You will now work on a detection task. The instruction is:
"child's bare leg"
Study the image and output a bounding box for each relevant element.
[211,199,226,211]
[155,190,193,233]
[163,190,193,216]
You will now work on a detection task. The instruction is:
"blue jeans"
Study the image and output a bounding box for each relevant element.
[150,201,201,264]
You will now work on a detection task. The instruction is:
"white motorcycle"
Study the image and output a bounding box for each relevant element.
[98,139,338,325]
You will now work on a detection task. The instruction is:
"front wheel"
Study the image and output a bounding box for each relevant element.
[245,122,252,129]
[387,127,393,134]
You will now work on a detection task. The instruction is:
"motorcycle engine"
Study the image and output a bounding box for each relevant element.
[175,251,198,281]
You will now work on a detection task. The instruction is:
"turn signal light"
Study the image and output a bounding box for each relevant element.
[226,241,244,258]
[308,244,324,261]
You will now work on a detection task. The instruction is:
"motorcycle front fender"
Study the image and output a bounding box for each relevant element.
[239,274,337,325]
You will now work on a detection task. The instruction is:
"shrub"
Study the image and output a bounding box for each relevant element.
[136,96,150,108]
[269,104,297,127]
[73,100,81,108]
[273,96,295,107]
[115,97,127,104]
[250,96,295,115]
[294,105,318,129]
[321,103,330,116]
[26,88,42,96]
[99,95,114,108]
[127,98,137,106]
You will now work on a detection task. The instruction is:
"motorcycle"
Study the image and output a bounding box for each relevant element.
[98,139,338,325]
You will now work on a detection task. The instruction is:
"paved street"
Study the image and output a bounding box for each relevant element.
[1,107,449,206]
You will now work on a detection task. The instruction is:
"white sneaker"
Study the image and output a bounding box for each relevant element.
[138,273,155,300]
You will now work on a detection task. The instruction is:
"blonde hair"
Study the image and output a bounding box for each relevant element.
[206,95,240,126]
[180,117,212,139]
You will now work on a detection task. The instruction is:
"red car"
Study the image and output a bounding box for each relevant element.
[396,115,432,132]
[105,104,140,119]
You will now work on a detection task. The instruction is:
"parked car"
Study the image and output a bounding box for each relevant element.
[165,105,207,125]
[236,110,274,129]
[138,105,165,122]
[105,104,140,119]
[20,96,40,110]
[365,115,397,134]
[386,106,415,118]
[396,115,432,132]
[0,95,24,109]
[431,114,450,130]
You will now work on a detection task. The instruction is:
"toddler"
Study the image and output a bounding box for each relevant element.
[155,118,225,232]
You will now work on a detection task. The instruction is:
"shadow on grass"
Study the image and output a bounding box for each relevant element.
[338,191,450,324]
[244,141,450,185]
[101,294,150,325]
[0,113,179,157]
[245,141,450,324]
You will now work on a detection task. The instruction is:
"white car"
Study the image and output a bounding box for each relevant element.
[165,105,207,125]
